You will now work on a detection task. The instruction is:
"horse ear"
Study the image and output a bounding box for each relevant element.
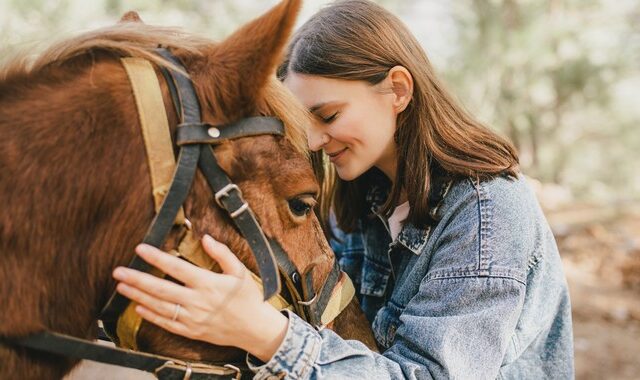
[119,11,143,23]
[201,0,301,117]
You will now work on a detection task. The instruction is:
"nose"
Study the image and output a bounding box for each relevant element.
[307,125,327,152]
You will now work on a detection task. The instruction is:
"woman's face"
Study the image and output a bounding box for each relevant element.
[283,72,399,181]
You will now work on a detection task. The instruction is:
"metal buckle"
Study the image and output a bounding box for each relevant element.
[223,364,242,380]
[214,184,249,218]
[154,361,192,380]
[183,362,192,380]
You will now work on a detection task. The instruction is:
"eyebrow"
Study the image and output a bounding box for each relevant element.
[309,101,344,113]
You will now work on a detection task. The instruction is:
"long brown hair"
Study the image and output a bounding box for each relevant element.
[279,0,519,232]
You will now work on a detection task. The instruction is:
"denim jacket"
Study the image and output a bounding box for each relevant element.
[248,174,574,379]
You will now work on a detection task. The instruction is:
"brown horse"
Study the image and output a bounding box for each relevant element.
[0,1,375,378]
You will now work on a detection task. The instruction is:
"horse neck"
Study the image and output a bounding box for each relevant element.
[0,56,154,339]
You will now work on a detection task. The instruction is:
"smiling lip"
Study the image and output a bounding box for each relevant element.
[327,148,347,163]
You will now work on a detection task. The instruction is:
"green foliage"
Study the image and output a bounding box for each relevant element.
[438,0,640,201]
[1,0,637,202]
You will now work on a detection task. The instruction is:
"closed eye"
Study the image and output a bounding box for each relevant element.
[320,112,338,124]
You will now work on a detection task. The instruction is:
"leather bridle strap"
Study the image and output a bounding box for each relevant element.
[100,49,284,333]
[156,48,283,300]
[12,331,241,380]
[177,117,286,145]
[121,57,186,222]
[269,238,354,327]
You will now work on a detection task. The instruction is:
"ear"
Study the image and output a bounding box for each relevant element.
[199,0,302,119]
[119,11,143,23]
[387,66,414,114]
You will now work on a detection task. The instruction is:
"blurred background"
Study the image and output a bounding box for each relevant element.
[1,0,638,378]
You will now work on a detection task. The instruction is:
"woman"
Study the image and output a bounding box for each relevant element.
[113,1,574,378]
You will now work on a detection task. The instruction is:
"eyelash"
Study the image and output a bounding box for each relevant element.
[321,112,338,124]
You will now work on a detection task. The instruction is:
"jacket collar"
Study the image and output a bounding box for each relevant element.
[365,174,453,256]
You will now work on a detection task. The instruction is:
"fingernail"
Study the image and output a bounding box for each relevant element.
[135,244,147,254]
[113,267,127,279]
[203,234,214,244]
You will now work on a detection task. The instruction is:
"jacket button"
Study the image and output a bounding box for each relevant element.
[389,323,397,341]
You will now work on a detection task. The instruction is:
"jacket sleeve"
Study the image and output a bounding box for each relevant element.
[247,274,525,379]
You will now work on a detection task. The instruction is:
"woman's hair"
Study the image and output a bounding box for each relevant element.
[278,0,519,232]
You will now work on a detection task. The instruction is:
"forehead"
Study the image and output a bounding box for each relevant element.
[283,72,373,108]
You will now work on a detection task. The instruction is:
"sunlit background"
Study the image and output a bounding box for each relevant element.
[1,1,638,379]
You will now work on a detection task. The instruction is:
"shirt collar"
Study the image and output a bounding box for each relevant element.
[366,184,430,255]
[366,177,453,256]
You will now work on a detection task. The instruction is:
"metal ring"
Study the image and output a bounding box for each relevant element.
[223,364,242,380]
[183,362,192,380]
[171,303,181,321]
[154,361,176,376]
[297,293,318,306]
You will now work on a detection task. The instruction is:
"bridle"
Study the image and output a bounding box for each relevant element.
[7,48,354,379]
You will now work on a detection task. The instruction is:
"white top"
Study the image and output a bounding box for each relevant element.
[388,201,410,242]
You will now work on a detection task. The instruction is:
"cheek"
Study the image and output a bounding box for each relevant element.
[342,108,394,151]
[330,109,375,147]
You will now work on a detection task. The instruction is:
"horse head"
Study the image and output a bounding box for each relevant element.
[0,1,375,378]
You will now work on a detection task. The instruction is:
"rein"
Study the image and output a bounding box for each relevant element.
[6,49,354,379]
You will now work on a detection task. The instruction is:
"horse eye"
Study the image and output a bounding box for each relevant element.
[288,198,314,218]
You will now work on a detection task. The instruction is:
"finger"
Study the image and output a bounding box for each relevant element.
[202,234,245,277]
[113,266,195,304]
[135,244,209,286]
[135,305,192,339]
[116,282,192,321]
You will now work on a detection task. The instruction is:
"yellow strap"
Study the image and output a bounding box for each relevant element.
[250,272,294,312]
[116,267,164,350]
[171,230,216,270]
[116,302,142,350]
[320,273,356,326]
[120,57,184,224]
[116,57,187,349]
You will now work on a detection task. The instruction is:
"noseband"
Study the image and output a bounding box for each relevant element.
[7,48,354,379]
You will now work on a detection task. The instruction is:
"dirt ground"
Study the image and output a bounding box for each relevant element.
[551,207,640,380]
[67,204,640,380]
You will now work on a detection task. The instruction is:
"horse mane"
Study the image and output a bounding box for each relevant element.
[0,22,310,155]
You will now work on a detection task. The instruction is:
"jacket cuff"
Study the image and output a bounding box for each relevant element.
[246,310,322,379]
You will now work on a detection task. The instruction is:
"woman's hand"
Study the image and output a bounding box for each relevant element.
[112,234,288,362]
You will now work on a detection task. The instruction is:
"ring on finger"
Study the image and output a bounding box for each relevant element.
[171,303,181,321]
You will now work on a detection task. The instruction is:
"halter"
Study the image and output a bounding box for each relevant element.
[8,49,354,379]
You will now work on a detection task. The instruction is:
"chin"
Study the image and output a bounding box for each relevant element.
[335,166,365,182]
